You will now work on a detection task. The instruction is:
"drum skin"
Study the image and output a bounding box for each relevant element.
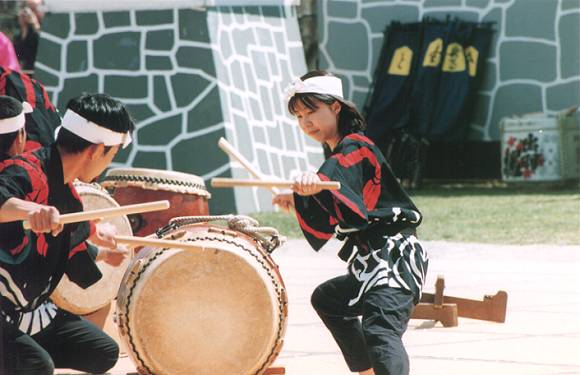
[101,168,211,237]
[50,182,133,315]
[116,224,287,375]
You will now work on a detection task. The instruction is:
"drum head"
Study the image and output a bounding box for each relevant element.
[50,183,133,315]
[120,241,282,375]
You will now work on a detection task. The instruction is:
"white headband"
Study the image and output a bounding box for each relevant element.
[284,76,344,102]
[0,101,33,134]
[58,109,132,148]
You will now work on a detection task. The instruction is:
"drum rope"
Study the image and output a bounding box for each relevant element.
[119,235,287,375]
[159,215,286,253]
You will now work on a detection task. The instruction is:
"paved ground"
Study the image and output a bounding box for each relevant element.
[56,239,580,375]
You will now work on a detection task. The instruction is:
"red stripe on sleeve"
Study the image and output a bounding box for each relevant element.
[0,157,48,204]
[8,235,29,256]
[363,179,381,211]
[331,146,379,171]
[330,146,382,211]
[39,83,55,111]
[295,209,333,240]
[24,140,42,152]
[68,241,88,259]
[318,173,366,219]
[346,133,375,146]
[20,73,37,108]
[0,68,11,95]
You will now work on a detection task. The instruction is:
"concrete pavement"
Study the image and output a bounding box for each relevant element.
[56,239,580,374]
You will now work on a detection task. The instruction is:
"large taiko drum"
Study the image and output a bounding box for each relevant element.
[116,223,287,375]
[50,181,133,315]
[101,168,211,236]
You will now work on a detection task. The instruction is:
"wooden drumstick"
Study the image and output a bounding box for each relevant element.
[218,137,281,194]
[22,200,170,230]
[211,178,341,190]
[115,235,206,252]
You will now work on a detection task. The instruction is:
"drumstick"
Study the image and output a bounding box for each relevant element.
[211,178,341,190]
[115,235,206,252]
[23,200,170,230]
[218,137,281,194]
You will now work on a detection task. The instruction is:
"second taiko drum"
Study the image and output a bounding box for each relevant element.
[101,167,211,236]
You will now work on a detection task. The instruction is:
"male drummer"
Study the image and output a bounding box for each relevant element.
[0,93,135,374]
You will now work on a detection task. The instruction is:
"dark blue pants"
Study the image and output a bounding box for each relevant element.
[311,275,415,375]
[0,308,118,375]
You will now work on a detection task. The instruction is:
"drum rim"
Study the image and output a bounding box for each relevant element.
[101,168,210,197]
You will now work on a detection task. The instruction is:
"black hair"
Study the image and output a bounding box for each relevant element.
[56,93,135,154]
[287,70,366,140]
[0,95,23,120]
[0,96,25,154]
[0,130,21,155]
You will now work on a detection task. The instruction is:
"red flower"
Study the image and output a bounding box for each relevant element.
[507,137,516,146]
[516,143,524,151]
[523,169,532,178]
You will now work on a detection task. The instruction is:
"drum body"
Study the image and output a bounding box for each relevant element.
[101,168,211,236]
[50,181,133,315]
[116,224,287,375]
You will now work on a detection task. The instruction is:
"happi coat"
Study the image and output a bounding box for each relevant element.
[294,133,428,305]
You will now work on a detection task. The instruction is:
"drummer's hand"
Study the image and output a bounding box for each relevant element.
[28,205,63,236]
[90,222,118,249]
[96,246,129,267]
[272,190,295,213]
[292,172,323,196]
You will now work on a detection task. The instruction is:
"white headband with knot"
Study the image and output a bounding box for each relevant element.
[0,101,33,134]
[284,76,344,102]
[58,109,132,148]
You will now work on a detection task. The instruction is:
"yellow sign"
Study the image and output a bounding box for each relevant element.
[442,43,465,72]
[388,46,413,76]
[423,38,443,67]
[465,46,479,77]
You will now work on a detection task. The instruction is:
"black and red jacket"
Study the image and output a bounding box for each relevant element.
[0,66,60,151]
[0,145,101,320]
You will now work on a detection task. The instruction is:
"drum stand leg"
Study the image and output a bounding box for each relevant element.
[411,275,508,327]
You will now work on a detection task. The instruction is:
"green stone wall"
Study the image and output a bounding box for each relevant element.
[35,6,322,215]
[319,0,580,141]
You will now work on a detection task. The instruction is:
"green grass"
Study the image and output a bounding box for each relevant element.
[250,182,580,245]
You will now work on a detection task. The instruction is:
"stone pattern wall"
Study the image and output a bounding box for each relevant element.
[318,0,580,140]
[34,6,322,214]
[208,7,323,213]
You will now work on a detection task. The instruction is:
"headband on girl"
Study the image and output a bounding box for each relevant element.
[284,76,344,102]
[0,101,33,134]
[58,109,132,148]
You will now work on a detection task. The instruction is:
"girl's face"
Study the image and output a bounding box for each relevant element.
[293,99,342,148]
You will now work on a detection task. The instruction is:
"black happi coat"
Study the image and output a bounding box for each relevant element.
[0,145,101,328]
[294,133,428,304]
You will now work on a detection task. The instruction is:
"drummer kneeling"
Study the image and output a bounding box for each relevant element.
[0,93,134,375]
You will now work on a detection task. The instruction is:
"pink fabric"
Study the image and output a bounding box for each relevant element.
[0,32,21,71]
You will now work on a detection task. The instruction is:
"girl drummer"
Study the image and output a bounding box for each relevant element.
[273,71,428,375]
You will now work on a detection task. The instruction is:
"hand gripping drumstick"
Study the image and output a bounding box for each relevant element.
[217,137,281,194]
[22,200,170,230]
[211,178,341,190]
